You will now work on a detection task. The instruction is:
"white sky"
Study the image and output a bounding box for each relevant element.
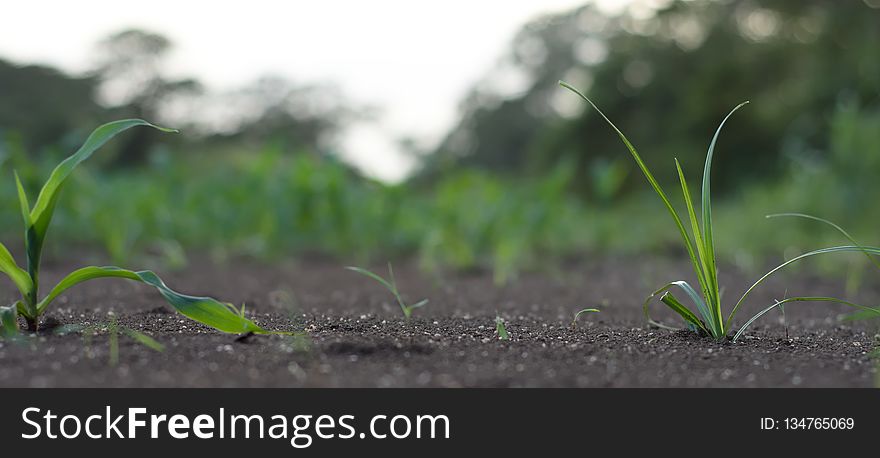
[0,0,630,181]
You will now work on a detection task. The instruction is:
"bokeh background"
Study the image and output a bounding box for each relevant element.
[1,0,879,284]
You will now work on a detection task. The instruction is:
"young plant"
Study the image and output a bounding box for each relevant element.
[0,120,272,336]
[560,82,880,341]
[571,308,600,327]
[495,313,509,340]
[346,263,428,319]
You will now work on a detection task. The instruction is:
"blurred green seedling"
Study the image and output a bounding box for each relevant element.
[346,263,428,319]
[571,308,600,327]
[55,315,164,366]
[560,82,880,341]
[0,120,277,337]
[495,313,509,340]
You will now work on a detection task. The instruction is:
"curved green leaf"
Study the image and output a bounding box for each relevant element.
[37,266,267,334]
[643,281,711,336]
[726,245,880,330]
[0,242,32,298]
[559,81,709,306]
[732,296,880,341]
[766,213,880,271]
[700,101,749,333]
[23,120,177,296]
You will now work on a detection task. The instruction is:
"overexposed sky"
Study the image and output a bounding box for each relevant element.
[0,0,631,181]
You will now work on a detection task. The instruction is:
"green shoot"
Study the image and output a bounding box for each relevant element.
[0,120,278,336]
[346,263,428,319]
[560,81,880,341]
[495,313,509,340]
[572,308,600,327]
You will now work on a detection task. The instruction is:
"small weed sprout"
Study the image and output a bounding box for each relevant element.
[560,82,880,341]
[346,263,428,319]
[495,313,509,340]
[572,308,600,327]
[0,120,278,337]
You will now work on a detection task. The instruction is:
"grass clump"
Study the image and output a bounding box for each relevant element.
[560,81,880,341]
[0,120,276,336]
[346,263,428,319]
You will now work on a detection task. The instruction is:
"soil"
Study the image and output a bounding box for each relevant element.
[0,255,877,388]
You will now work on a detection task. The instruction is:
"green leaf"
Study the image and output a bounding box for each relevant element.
[674,159,717,333]
[0,242,32,299]
[766,213,880,272]
[726,245,880,330]
[700,102,748,333]
[0,303,19,337]
[559,81,708,305]
[733,296,880,341]
[572,308,600,326]
[495,315,509,340]
[14,172,31,227]
[643,281,712,336]
[23,120,177,294]
[660,292,709,335]
[37,266,267,334]
[345,266,395,292]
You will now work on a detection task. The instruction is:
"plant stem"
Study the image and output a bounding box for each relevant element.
[25,316,38,333]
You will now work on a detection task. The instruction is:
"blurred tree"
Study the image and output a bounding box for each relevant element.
[0,59,103,155]
[423,0,880,199]
[91,29,202,166]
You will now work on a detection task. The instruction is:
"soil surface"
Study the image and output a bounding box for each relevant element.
[1,255,878,387]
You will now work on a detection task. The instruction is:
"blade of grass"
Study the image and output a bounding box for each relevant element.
[726,245,880,330]
[766,213,880,271]
[572,308,600,327]
[701,102,749,333]
[559,81,709,305]
[674,159,718,333]
[733,296,880,341]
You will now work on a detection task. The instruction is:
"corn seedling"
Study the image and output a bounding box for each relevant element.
[572,308,600,327]
[495,313,509,340]
[0,120,274,336]
[560,81,880,341]
[345,263,428,319]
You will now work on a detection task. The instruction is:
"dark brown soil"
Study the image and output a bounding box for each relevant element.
[1,255,878,387]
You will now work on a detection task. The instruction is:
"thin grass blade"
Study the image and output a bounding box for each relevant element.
[726,245,880,330]
[767,213,880,271]
[345,266,395,292]
[700,102,749,329]
[572,308,600,326]
[674,159,718,333]
[733,296,880,341]
[559,81,708,296]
